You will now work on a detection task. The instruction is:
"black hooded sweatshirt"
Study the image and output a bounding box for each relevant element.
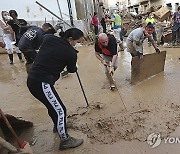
[28,34,77,85]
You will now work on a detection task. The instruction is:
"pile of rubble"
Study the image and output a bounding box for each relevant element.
[122,6,173,44]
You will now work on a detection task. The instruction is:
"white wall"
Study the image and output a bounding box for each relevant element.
[130,0,139,6]
[108,0,117,7]
[165,0,179,12]
[0,0,77,21]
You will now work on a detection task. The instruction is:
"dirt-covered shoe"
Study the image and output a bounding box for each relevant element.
[59,136,83,150]
[61,70,68,78]
[10,61,14,65]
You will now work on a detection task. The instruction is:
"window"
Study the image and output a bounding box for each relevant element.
[166,3,172,11]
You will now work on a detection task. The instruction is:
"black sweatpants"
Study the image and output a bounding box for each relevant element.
[23,50,37,64]
[94,26,98,35]
[27,77,68,140]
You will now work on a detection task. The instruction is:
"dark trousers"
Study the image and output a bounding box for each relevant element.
[172,27,180,43]
[94,26,98,35]
[152,31,157,42]
[102,25,106,33]
[23,50,37,64]
[27,78,68,140]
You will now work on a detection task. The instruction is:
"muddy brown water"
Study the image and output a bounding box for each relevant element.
[0,44,180,154]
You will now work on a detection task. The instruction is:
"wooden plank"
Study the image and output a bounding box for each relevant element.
[131,51,166,84]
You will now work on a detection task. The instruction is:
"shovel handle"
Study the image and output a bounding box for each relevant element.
[0,109,27,149]
[76,72,89,107]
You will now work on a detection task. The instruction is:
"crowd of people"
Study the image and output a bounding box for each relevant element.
[91,6,180,47]
[0,10,84,150]
[0,6,180,151]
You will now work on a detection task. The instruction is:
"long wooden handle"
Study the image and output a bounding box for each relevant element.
[0,137,18,152]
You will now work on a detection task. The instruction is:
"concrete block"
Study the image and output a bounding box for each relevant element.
[131,51,166,84]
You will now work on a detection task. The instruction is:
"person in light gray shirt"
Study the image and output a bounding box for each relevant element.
[126,23,160,58]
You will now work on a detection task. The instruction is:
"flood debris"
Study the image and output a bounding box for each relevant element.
[131,51,166,84]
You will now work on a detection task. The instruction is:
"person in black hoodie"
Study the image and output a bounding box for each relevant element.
[27,28,84,150]
[18,23,56,73]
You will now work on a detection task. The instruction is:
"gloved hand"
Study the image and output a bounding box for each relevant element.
[109,66,114,75]
[101,59,108,66]
[155,48,160,53]
[137,51,143,59]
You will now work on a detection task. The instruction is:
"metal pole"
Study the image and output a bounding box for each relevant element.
[56,0,65,30]
[76,71,89,107]
[67,0,74,27]
[36,1,72,27]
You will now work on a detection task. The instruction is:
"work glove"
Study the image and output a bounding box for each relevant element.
[101,59,108,66]
[137,51,143,59]
[109,66,114,75]
[155,48,160,54]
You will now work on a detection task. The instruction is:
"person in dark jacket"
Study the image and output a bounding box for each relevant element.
[101,15,107,33]
[18,23,56,73]
[27,28,84,150]
[172,6,180,46]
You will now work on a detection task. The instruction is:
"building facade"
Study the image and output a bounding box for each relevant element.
[126,0,179,13]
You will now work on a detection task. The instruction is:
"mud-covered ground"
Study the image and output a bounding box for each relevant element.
[1,42,180,154]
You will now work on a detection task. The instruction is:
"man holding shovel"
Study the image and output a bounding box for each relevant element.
[27,28,84,150]
[126,23,160,59]
[95,33,118,90]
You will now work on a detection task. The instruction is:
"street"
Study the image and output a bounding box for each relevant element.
[1,42,180,153]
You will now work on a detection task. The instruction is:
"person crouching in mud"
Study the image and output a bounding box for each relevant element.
[27,28,84,150]
[95,33,118,89]
[126,22,160,59]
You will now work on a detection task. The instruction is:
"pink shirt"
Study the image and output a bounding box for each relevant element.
[92,15,98,26]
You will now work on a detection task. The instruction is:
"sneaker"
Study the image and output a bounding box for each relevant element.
[61,70,69,78]
[110,84,116,91]
[10,61,14,65]
[59,136,83,150]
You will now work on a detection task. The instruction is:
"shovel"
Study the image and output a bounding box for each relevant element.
[0,108,33,153]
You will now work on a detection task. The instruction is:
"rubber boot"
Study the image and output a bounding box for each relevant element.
[17,53,24,63]
[8,54,13,64]
[25,63,33,74]
[59,136,83,150]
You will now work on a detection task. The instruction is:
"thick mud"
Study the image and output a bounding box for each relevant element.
[1,43,180,154]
